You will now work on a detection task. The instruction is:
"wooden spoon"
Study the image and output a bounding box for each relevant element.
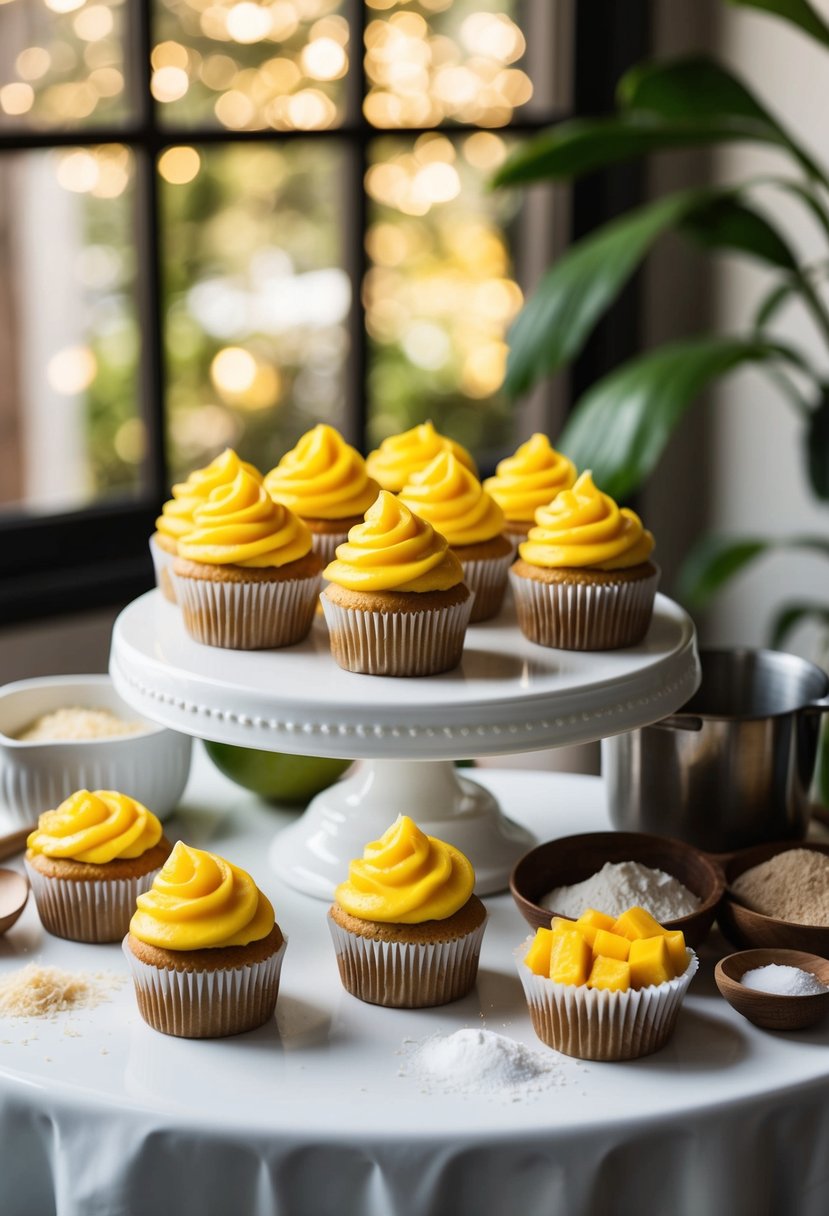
[0,868,29,936]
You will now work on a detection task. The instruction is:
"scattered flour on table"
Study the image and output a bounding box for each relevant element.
[541,860,700,921]
[399,1029,570,1102]
[0,965,125,1019]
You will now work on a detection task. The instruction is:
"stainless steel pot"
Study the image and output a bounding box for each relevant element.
[603,648,829,853]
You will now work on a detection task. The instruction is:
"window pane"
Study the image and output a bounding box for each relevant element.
[0,147,142,515]
[153,0,348,130]
[0,0,131,130]
[364,0,565,129]
[366,131,550,465]
[161,142,349,480]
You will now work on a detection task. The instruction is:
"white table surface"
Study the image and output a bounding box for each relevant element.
[2,753,829,1216]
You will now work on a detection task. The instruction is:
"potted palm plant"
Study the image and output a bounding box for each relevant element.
[493,0,829,649]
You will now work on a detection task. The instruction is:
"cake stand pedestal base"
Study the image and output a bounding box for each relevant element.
[269,758,535,899]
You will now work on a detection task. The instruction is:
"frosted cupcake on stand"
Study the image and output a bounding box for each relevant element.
[510,470,658,650]
[172,465,322,649]
[483,433,576,545]
[321,490,473,676]
[398,452,513,622]
[366,420,477,492]
[264,424,380,565]
[151,448,260,603]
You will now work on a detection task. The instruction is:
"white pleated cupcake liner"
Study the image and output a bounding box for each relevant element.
[25,862,162,944]
[122,934,287,1038]
[309,528,348,566]
[328,917,486,1008]
[509,567,659,650]
[149,534,177,604]
[320,591,474,676]
[172,569,321,650]
[459,550,514,622]
[515,939,698,1061]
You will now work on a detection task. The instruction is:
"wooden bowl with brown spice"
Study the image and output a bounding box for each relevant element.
[719,841,829,954]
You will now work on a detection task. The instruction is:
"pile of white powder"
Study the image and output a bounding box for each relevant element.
[741,964,829,997]
[402,1029,569,1101]
[541,860,700,921]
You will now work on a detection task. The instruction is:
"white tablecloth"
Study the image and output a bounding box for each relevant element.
[2,754,829,1216]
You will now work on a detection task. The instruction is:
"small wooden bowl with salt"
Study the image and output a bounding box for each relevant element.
[715,948,829,1030]
[509,831,725,948]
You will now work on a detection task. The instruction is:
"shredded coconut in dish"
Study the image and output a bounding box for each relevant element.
[16,708,145,742]
[541,860,700,921]
[0,965,124,1018]
[400,1029,568,1101]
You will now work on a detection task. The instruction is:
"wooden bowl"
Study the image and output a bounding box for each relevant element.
[509,831,725,948]
[719,841,829,954]
[0,868,28,936]
[715,948,829,1030]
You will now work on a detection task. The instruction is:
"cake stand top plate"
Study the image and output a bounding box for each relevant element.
[109,590,699,760]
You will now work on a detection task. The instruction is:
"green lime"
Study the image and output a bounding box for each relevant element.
[204,740,351,806]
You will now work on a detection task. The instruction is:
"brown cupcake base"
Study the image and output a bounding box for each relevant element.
[509,560,659,650]
[328,896,486,1008]
[25,837,172,944]
[124,924,287,1038]
[453,535,514,623]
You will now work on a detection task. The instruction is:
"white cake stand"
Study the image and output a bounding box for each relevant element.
[109,590,699,898]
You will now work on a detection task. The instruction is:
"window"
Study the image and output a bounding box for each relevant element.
[0,0,647,623]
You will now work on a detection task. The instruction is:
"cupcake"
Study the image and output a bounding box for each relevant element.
[264,424,380,565]
[151,448,260,603]
[398,452,513,622]
[515,906,698,1061]
[483,433,577,543]
[366,420,477,492]
[172,465,323,650]
[24,789,172,943]
[328,815,486,1008]
[510,471,659,650]
[124,841,286,1038]
[320,491,473,676]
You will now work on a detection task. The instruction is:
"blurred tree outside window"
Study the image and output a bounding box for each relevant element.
[0,0,568,518]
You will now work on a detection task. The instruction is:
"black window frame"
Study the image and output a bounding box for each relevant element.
[0,0,648,626]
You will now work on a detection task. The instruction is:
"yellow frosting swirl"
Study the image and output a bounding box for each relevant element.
[335,815,474,924]
[156,449,261,543]
[366,421,477,492]
[264,424,380,520]
[129,841,275,950]
[323,491,464,592]
[519,470,655,570]
[398,452,505,547]
[177,466,312,568]
[483,433,577,523]
[27,790,163,865]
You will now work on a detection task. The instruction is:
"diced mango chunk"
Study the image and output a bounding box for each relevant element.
[551,916,577,936]
[549,931,592,986]
[587,956,630,992]
[524,927,555,977]
[592,929,631,962]
[574,908,616,947]
[612,906,666,942]
[629,936,673,989]
[663,930,688,977]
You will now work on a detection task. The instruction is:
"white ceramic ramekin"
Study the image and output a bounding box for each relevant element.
[0,675,192,828]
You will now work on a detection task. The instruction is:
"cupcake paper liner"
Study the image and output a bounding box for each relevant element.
[320,592,474,676]
[515,940,698,1061]
[173,569,321,650]
[509,567,659,650]
[123,935,287,1038]
[460,551,514,623]
[328,917,486,1008]
[310,529,348,567]
[149,535,177,604]
[25,862,162,944]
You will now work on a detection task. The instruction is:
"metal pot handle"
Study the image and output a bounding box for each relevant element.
[651,714,704,732]
[802,695,829,716]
